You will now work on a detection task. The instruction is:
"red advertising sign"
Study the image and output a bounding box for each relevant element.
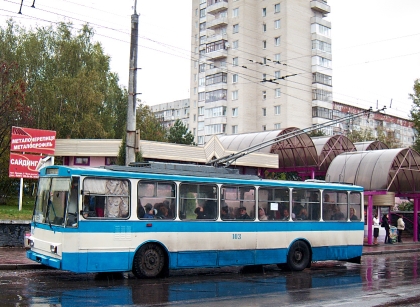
[10,126,56,155]
[9,153,44,179]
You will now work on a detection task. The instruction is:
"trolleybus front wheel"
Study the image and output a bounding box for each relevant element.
[287,240,310,271]
[132,244,166,278]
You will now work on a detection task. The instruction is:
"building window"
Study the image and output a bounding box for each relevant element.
[197,136,204,145]
[74,157,89,166]
[274,3,280,13]
[232,107,238,117]
[274,37,280,46]
[206,72,227,85]
[206,40,227,53]
[105,157,117,166]
[262,125,266,131]
[199,77,206,86]
[312,107,333,119]
[262,73,266,81]
[262,8,266,16]
[312,40,331,53]
[199,35,206,45]
[262,108,266,116]
[198,92,205,101]
[263,57,267,64]
[232,8,239,17]
[274,53,281,62]
[274,19,280,29]
[263,40,267,49]
[274,123,281,129]
[205,124,226,135]
[200,22,206,31]
[311,23,331,37]
[232,74,238,83]
[232,125,238,134]
[312,72,332,86]
[198,122,204,131]
[205,106,227,118]
[275,71,281,79]
[232,40,239,49]
[200,8,206,18]
[312,89,332,102]
[262,23,266,32]
[205,89,228,102]
[275,88,281,97]
[198,106,204,116]
[232,57,238,66]
[275,105,281,115]
[313,56,332,68]
[232,90,238,100]
[233,24,239,34]
[262,91,267,100]
[199,63,206,72]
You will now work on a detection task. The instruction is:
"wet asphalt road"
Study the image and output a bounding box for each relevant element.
[2,252,420,306]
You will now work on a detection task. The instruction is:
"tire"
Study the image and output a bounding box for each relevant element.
[287,241,310,271]
[132,244,166,278]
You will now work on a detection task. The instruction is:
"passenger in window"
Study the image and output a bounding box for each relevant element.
[297,208,308,220]
[331,206,345,220]
[282,209,295,221]
[258,207,268,220]
[143,203,154,219]
[156,205,170,219]
[137,200,145,218]
[95,197,105,217]
[237,206,251,220]
[221,206,232,220]
[82,196,96,218]
[204,200,217,219]
[195,206,205,219]
[349,208,358,221]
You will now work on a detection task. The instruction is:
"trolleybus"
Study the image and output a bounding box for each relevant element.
[26,162,364,278]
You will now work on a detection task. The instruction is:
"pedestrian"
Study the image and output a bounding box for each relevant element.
[373,213,380,245]
[397,215,405,243]
[382,213,392,244]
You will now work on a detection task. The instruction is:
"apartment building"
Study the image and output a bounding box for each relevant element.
[151,99,190,129]
[189,0,332,144]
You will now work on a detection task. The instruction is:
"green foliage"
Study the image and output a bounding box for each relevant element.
[168,119,195,145]
[346,126,401,149]
[0,20,126,139]
[398,201,413,211]
[410,79,420,152]
[307,130,325,137]
[136,104,167,142]
[117,135,143,166]
[0,195,35,220]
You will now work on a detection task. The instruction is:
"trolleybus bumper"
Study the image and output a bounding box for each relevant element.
[26,250,61,269]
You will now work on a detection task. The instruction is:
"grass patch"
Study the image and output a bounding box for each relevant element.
[0,196,35,220]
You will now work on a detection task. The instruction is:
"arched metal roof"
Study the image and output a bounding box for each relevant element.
[325,148,420,194]
[312,135,356,172]
[354,141,389,151]
[218,131,280,154]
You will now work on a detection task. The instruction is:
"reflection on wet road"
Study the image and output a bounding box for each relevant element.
[2,253,420,306]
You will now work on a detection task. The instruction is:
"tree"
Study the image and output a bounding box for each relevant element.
[410,79,420,152]
[136,104,167,142]
[168,119,195,145]
[346,126,401,149]
[307,130,325,137]
[0,20,126,139]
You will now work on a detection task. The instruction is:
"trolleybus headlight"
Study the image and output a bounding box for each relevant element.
[50,245,57,254]
[29,240,34,247]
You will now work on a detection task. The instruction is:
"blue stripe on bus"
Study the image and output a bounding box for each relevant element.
[45,244,362,273]
[33,220,364,233]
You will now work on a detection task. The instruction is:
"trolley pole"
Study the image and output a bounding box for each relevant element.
[126,0,139,165]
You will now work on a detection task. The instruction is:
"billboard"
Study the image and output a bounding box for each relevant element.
[10,126,56,155]
[9,153,44,179]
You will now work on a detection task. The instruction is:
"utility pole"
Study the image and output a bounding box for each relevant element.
[126,0,139,165]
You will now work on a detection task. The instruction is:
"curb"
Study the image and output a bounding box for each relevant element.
[362,247,420,256]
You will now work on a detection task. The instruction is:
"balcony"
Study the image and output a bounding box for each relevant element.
[206,49,228,60]
[207,0,228,15]
[205,66,228,76]
[207,17,228,30]
[206,33,226,44]
[310,1,331,15]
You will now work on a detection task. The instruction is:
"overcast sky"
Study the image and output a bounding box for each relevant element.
[1,0,419,119]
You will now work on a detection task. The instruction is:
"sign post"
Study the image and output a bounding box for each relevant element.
[9,127,56,210]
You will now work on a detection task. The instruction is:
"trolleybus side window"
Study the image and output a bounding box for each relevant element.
[292,189,321,221]
[179,183,217,220]
[221,185,255,220]
[82,178,130,219]
[137,180,176,219]
[349,192,362,221]
[323,190,347,221]
[258,187,289,221]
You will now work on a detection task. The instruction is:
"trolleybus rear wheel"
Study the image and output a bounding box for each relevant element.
[287,241,310,271]
[132,244,165,278]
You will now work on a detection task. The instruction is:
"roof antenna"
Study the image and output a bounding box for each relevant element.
[390,99,393,108]
[376,100,378,109]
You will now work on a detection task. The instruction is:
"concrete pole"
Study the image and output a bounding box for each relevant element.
[126,1,139,165]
